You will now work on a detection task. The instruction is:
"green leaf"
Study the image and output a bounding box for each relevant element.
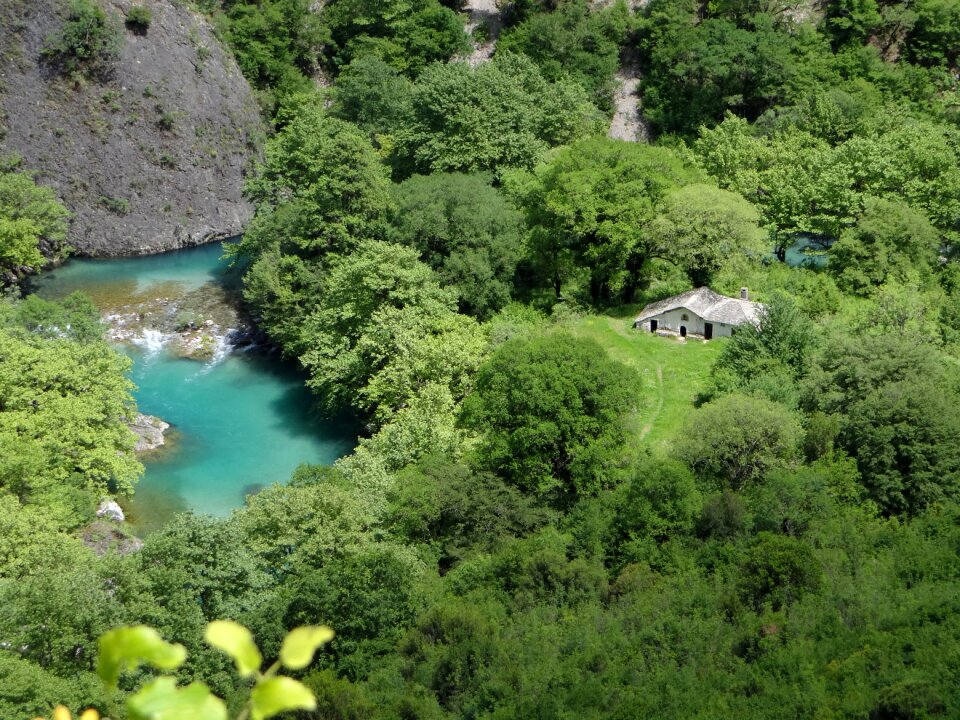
[204,620,262,678]
[250,677,317,720]
[127,677,228,720]
[279,625,335,670]
[97,626,187,688]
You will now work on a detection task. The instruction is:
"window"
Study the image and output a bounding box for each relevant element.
[681,313,689,321]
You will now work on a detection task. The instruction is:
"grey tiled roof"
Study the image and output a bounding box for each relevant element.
[635,287,764,326]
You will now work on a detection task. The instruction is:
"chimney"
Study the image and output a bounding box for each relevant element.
[740,287,749,301]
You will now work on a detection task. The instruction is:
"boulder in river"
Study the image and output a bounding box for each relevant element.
[129,413,170,452]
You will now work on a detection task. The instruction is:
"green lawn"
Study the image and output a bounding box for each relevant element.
[568,314,724,452]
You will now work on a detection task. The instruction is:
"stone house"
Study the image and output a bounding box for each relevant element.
[633,287,764,340]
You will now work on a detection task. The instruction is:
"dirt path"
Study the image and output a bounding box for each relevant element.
[461,0,502,66]
[609,45,650,142]
[639,365,664,440]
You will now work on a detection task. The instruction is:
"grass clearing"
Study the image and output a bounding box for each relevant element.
[567,313,724,452]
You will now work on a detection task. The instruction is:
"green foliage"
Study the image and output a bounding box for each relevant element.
[0,164,70,280]
[825,0,884,47]
[386,456,557,560]
[388,173,523,318]
[280,545,423,679]
[518,138,702,302]
[694,114,960,243]
[392,52,605,177]
[98,626,187,687]
[299,240,485,424]
[713,292,818,392]
[738,532,822,610]
[639,3,828,136]
[610,458,702,562]
[330,55,414,138]
[0,296,141,521]
[804,332,960,515]
[0,654,101,719]
[234,479,377,572]
[42,0,123,81]
[497,0,631,111]
[320,0,469,76]
[235,95,392,351]
[242,95,392,244]
[18,2,960,717]
[216,0,327,108]
[645,183,767,286]
[125,5,152,34]
[461,331,640,502]
[679,393,801,489]
[95,621,332,720]
[830,196,940,294]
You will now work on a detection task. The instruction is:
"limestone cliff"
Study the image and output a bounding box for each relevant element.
[0,0,265,255]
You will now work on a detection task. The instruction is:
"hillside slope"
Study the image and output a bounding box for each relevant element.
[0,0,264,256]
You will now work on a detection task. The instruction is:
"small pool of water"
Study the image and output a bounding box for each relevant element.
[33,243,356,533]
[781,233,834,268]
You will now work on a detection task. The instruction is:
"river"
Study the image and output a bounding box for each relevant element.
[31,243,356,534]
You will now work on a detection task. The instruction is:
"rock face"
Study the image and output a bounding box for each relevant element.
[0,0,265,256]
[97,498,126,522]
[129,413,169,452]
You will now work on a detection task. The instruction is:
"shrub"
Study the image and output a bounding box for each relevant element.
[156,110,176,131]
[125,5,152,34]
[678,394,801,490]
[42,0,122,81]
[97,195,130,214]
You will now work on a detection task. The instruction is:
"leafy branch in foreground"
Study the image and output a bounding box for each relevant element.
[34,621,334,720]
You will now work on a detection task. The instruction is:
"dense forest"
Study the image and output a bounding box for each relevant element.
[3,0,960,717]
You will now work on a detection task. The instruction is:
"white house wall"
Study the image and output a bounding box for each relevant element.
[645,307,736,338]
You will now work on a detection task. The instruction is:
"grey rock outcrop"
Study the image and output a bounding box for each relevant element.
[0,0,265,256]
[129,412,169,452]
[97,498,126,522]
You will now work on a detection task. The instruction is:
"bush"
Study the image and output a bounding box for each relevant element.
[125,5,152,34]
[97,195,130,214]
[42,0,122,81]
[679,394,801,490]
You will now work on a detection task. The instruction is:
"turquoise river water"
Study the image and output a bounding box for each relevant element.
[32,243,356,534]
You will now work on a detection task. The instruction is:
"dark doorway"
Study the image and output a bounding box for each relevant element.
[679,326,687,337]
[650,319,658,333]
[704,323,713,340]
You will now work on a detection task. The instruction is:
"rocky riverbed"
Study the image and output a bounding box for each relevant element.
[99,276,257,361]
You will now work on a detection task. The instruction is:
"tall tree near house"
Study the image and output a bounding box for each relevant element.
[518,138,701,303]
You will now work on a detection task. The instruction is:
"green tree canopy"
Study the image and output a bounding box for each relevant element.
[678,393,801,489]
[713,292,818,387]
[329,55,414,138]
[220,0,327,105]
[639,2,829,136]
[830,196,940,294]
[645,183,767,285]
[803,332,960,515]
[461,332,639,502]
[320,0,469,76]
[234,95,392,351]
[0,297,141,525]
[392,52,605,177]
[497,0,631,111]
[0,163,70,282]
[388,173,523,319]
[518,138,702,302]
[299,240,485,423]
